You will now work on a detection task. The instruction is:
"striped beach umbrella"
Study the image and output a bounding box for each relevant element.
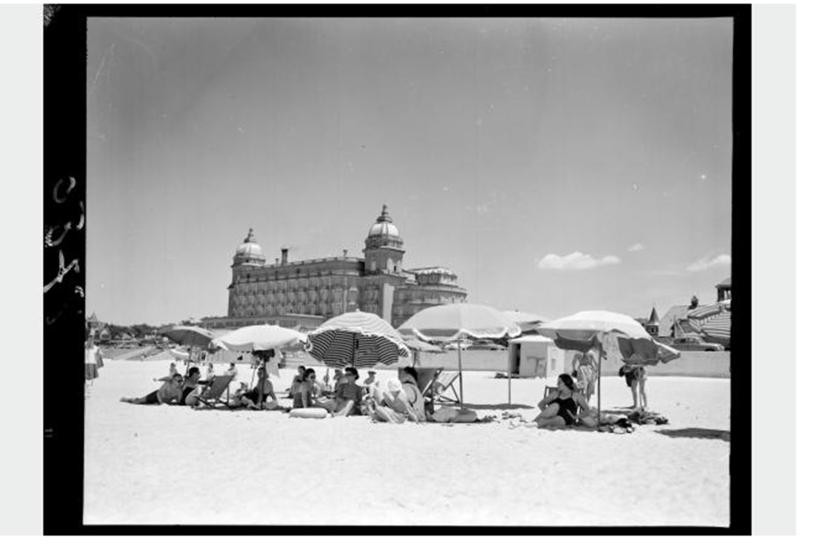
[699,311,731,346]
[306,311,410,369]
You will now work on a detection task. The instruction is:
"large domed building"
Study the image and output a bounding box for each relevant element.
[201,205,468,330]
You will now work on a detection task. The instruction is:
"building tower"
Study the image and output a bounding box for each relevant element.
[363,204,405,275]
[645,307,660,337]
[228,228,266,316]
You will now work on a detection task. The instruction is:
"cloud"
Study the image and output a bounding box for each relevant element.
[538,251,622,271]
[686,254,731,272]
[627,243,645,252]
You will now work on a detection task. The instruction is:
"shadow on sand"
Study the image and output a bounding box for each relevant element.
[461,402,535,411]
[655,427,730,442]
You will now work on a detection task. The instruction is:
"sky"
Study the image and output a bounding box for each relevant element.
[87,17,733,326]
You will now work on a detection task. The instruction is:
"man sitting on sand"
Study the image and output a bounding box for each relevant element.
[237,367,279,410]
[534,373,596,429]
[121,373,184,405]
[315,367,362,417]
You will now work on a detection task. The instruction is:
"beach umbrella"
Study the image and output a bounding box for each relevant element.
[397,303,522,405]
[215,325,306,406]
[537,310,681,423]
[161,325,216,348]
[306,311,410,369]
[503,310,551,333]
[215,325,306,353]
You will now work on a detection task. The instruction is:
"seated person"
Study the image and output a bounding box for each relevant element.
[320,367,363,417]
[121,373,183,405]
[534,373,596,429]
[238,367,278,410]
[293,368,319,409]
[366,368,425,423]
[179,366,213,406]
[286,365,307,399]
[363,370,377,396]
[225,362,238,379]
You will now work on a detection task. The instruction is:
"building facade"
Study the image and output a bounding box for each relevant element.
[201,205,468,330]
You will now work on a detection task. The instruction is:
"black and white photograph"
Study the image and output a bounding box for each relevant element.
[40,4,754,533]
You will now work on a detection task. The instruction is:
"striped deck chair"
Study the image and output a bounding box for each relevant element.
[431,370,461,406]
[194,375,234,408]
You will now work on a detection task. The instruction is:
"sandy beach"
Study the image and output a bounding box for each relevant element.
[84,359,730,527]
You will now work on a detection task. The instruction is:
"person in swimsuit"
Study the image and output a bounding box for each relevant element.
[287,366,306,399]
[121,374,184,405]
[239,366,278,409]
[179,367,213,406]
[572,350,597,403]
[322,367,363,417]
[293,368,318,409]
[620,362,648,410]
[534,374,596,428]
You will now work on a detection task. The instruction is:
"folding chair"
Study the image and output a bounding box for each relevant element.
[431,370,461,406]
[194,375,234,408]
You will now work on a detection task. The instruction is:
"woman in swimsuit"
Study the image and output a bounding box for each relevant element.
[239,366,278,409]
[293,368,318,409]
[534,373,596,428]
[179,367,212,406]
[121,374,184,405]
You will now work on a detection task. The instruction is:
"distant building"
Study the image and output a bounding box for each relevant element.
[645,307,660,337]
[201,205,468,330]
[659,277,732,341]
[716,276,731,302]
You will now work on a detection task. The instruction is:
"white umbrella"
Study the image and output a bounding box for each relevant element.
[536,310,681,423]
[215,325,306,353]
[398,303,521,404]
[214,325,306,406]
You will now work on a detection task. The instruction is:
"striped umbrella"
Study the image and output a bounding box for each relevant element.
[699,311,731,347]
[306,311,410,369]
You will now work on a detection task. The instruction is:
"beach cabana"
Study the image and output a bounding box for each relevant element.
[507,335,569,379]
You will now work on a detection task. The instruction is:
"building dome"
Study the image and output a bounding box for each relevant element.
[365,204,403,248]
[233,228,266,266]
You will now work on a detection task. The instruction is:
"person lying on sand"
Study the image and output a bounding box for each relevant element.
[237,367,279,410]
[121,373,184,405]
[534,373,596,429]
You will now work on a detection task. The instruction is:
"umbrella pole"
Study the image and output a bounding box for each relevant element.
[508,370,511,405]
[596,338,602,425]
[457,339,464,407]
[258,360,266,408]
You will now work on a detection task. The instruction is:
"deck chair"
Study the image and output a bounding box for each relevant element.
[431,370,461,406]
[194,375,234,408]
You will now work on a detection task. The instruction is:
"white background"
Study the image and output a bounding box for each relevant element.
[0,0,814,543]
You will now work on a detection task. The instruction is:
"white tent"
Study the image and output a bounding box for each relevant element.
[507,335,570,379]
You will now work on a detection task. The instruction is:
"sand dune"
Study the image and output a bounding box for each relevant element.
[84,360,729,526]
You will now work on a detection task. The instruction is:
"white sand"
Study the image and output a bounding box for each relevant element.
[84,360,730,526]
